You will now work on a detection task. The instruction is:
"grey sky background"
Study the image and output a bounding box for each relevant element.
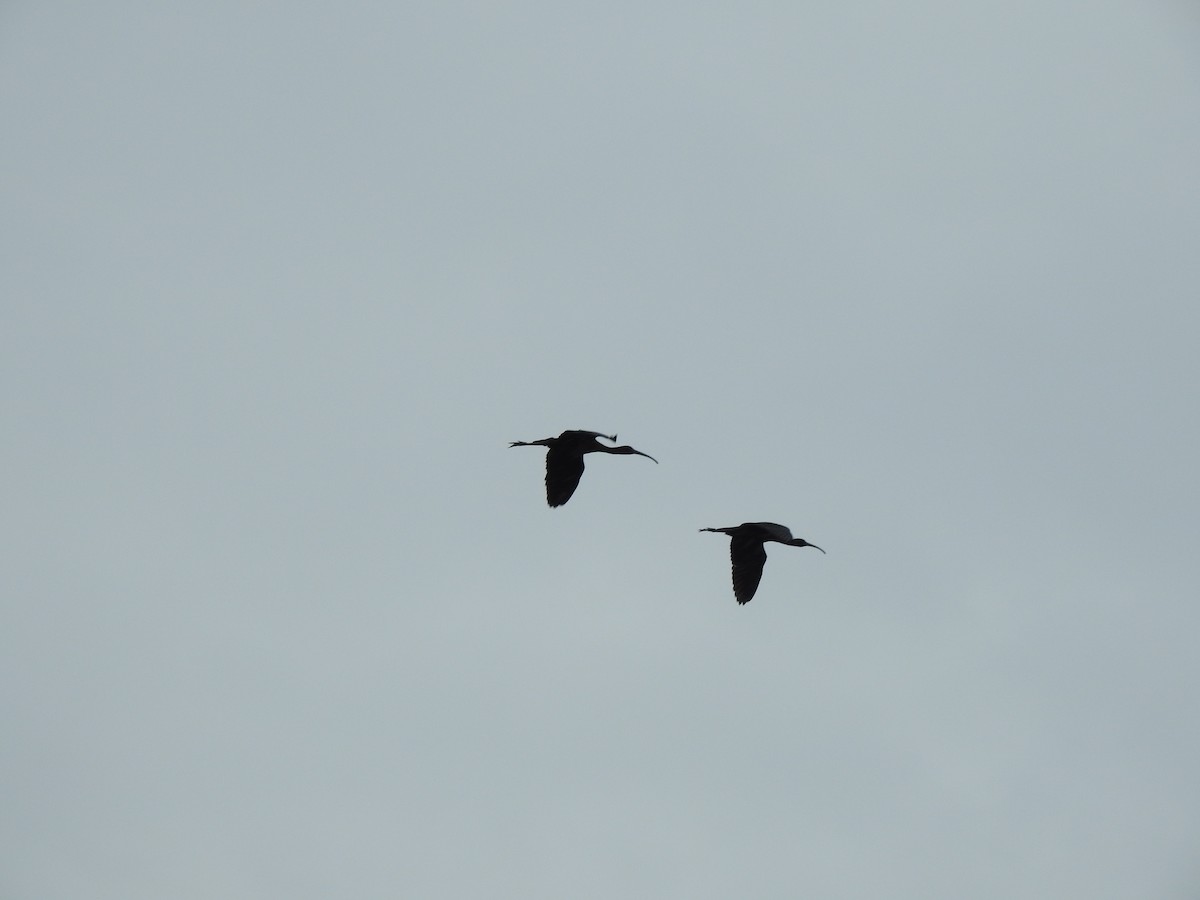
[3,2,1199,897]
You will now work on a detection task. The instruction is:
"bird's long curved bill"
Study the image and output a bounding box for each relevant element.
[634,450,658,463]
[808,543,826,554]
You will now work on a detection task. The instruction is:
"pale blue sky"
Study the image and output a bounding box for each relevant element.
[3,3,1199,897]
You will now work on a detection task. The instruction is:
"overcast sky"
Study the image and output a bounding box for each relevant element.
[3,2,1200,898]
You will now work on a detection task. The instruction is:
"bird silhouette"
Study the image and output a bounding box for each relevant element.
[509,430,657,507]
[701,522,825,604]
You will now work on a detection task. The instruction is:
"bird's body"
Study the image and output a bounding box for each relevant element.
[510,429,657,507]
[701,522,824,604]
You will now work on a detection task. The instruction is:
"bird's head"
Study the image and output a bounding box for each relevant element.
[786,537,826,553]
[608,444,658,463]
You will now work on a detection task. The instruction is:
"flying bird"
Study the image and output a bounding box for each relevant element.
[509,429,657,507]
[701,522,825,604]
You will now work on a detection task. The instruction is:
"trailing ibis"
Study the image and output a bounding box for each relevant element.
[509,429,657,507]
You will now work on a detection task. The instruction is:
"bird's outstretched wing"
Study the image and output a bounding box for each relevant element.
[545,447,585,507]
[729,535,768,604]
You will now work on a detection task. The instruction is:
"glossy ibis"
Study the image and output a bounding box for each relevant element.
[510,429,657,507]
[701,522,824,604]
